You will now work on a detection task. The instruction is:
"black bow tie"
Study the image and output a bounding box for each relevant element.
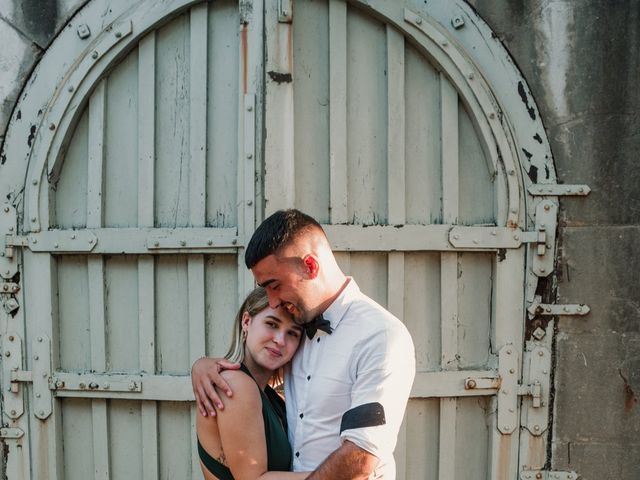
[302,315,333,340]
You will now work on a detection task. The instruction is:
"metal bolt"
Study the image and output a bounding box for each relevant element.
[32,179,38,185]
[3,285,7,291]
[89,382,99,389]
[536,473,542,479]
[247,153,253,159]
[91,51,99,59]
[488,112,496,119]
[180,240,186,246]
[71,234,76,240]
[577,306,583,312]
[77,24,91,39]
[154,241,160,247]
[466,379,477,389]
[128,382,137,391]
[8,335,14,341]
[4,351,10,357]
[540,268,546,273]
[533,327,546,340]
[538,350,544,357]
[48,123,55,131]
[514,235,519,241]
[509,368,515,374]
[508,169,515,176]
[115,31,122,38]
[68,85,74,93]
[247,200,253,206]
[39,411,44,416]
[231,238,238,245]
[503,425,510,430]
[55,380,65,388]
[415,17,422,25]
[33,355,39,360]
[207,239,213,246]
[38,336,43,342]
[35,393,41,398]
[10,410,16,416]
[452,16,465,29]
[79,383,86,389]
[545,307,551,313]
[506,349,512,355]
[3,206,9,213]
[534,424,540,431]
[31,217,36,222]
[467,72,474,80]
[247,105,253,112]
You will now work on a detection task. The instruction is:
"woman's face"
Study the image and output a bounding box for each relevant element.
[243,306,303,372]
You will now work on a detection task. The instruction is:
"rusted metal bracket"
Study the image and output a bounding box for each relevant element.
[528,184,590,196]
[528,297,590,319]
[278,0,293,22]
[520,344,551,436]
[520,471,578,480]
[50,372,143,394]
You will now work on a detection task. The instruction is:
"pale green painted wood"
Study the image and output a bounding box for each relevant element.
[204,254,239,357]
[61,399,94,480]
[349,252,388,308]
[158,402,192,480]
[405,43,442,224]
[104,50,139,228]
[57,256,90,370]
[293,0,330,221]
[346,6,387,224]
[109,401,144,480]
[455,397,491,480]
[405,398,440,480]
[206,0,239,227]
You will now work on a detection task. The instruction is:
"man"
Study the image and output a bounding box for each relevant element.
[192,209,415,479]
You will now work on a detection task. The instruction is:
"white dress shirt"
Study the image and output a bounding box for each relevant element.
[284,278,416,479]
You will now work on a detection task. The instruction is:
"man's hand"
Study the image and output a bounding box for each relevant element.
[191,357,240,417]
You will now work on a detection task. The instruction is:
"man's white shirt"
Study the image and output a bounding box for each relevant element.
[284,278,416,478]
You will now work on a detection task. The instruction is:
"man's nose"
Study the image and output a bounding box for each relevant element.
[266,290,280,309]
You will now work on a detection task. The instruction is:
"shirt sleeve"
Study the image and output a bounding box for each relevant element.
[339,321,415,459]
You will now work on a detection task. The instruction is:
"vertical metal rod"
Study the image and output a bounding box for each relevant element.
[385,23,408,478]
[87,79,110,480]
[439,73,459,480]
[137,31,159,480]
[328,0,348,224]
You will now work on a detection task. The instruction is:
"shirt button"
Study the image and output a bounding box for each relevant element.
[299,413,304,419]
[307,375,311,381]
[317,338,320,343]
[295,452,300,458]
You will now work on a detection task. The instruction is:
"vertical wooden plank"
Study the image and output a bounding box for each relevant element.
[439,74,459,480]
[328,0,348,224]
[138,31,159,480]
[189,6,208,477]
[264,0,294,212]
[386,24,408,477]
[87,80,110,480]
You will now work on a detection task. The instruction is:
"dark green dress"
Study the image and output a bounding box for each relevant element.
[197,364,292,479]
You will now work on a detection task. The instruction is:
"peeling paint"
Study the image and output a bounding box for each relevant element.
[267,70,293,84]
[27,124,36,147]
[517,81,536,120]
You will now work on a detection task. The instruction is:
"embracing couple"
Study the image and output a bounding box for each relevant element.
[192,209,416,479]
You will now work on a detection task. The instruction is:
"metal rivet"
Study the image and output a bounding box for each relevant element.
[544,204,551,211]
[180,240,186,246]
[3,285,7,291]
[3,207,9,213]
[509,408,514,413]
[68,85,74,93]
[91,50,99,59]
[154,241,159,247]
[4,351,10,357]
[33,355,39,360]
[467,72,474,80]
[579,187,584,193]
[473,239,478,244]
[415,17,423,25]
[538,350,544,356]
[247,104,253,112]
[534,425,540,431]
[32,238,37,244]
[231,239,238,245]
[71,234,76,240]
[452,16,465,29]
[514,235,519,241]
[540,223,546,228]
[491,230,497,236]
[511,208,517,214]
[115,31,122,38]
[489,112,496,119]
[8,335,14,341]
[247,200,253,206]
[503,425,510,430]
[543,370,548,375]
[79,383,86,389]
[128,382,137,391]
[31,217,38,222]
[540,268,546,273]
[441,40,448,47]
[545,307,551,312]
[37,337,43,342]
[35,393,41,398]
[54,243,58,248]
[506,349,512,355]
[577,306,583,312]
[453,234,460,240]
[538,188,544,193]
[466,379,476,389]
[508,169,515,176]
[10,410,16,416]
[39,411,44,416]
[32,179,38,185]
[246,153,253,159]
[207,239,213,246]
[48,123,55,131]
[77,24,91,39]
[536,473,542,479]
[509,368,515,374]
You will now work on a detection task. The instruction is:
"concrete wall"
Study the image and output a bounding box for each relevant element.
[0,1,637,479]
[467,1,640,479]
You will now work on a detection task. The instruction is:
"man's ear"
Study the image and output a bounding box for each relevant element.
[303,254,320,279]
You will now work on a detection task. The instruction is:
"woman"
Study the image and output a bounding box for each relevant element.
[196,287,308,480]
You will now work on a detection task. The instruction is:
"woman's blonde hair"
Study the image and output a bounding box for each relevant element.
[224,286,270,363]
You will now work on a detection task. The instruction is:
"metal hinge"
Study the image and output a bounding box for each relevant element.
[2,333,53,420]
[0,428,24,439]
[528,184,590,196]
[527,200,557,277]
[497,344,551,435]
[520,471,578,480]
[528,297,590,319]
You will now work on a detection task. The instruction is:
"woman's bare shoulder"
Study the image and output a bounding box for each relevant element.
[218,369,261,409]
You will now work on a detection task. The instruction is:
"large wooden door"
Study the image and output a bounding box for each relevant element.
[0,1,560,479]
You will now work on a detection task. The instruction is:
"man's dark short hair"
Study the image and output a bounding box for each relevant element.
[245,209,323,269]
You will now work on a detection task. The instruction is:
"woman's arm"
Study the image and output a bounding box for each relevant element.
[205,370,309,480]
